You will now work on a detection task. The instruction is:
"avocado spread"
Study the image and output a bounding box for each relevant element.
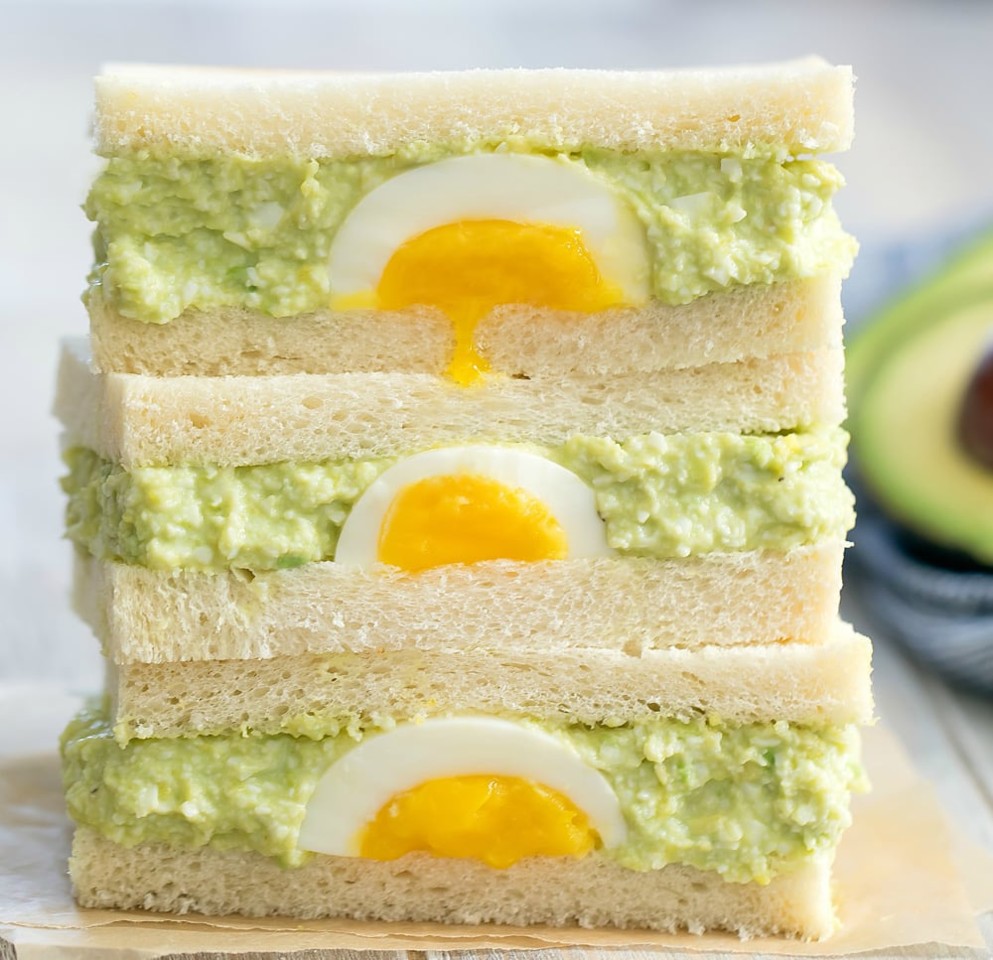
[62,703,865,883]
[86,148,856,324]
[63,430,854,571]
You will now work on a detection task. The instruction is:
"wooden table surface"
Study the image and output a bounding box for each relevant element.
[2,1,993,956]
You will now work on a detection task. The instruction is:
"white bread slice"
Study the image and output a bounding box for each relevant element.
[88,276,844,378]
[77,544,845,665]
[70,828,837,939]
[56,339,845,468]
[94,60,853,159]
[107,626,873,739]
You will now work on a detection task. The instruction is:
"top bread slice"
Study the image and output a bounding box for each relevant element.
[55,339,845,468]
[106,622,873,738]
[95,59,853,159]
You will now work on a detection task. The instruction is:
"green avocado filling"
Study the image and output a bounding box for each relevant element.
[61,703,865,883]
[86,147,855,325]
[62,430,854,571]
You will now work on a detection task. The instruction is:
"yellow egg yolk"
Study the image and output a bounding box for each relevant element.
[358,775,599,868]
[377,473,568,572]
[376,219,625,385]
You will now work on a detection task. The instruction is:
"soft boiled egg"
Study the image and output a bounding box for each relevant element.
[297,717,627,868]
[333,446,612,572]
[327,153,650,383]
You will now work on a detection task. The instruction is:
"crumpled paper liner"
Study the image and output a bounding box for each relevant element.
[0,690,990,959]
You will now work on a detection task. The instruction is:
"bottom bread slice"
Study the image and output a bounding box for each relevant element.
[70,827,836,939]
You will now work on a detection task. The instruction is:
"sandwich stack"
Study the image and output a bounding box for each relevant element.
[58,60,871,939]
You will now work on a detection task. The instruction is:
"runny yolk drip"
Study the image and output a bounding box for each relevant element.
[376,219,625,385]
[358,775,599,868]
[377,473,568,572]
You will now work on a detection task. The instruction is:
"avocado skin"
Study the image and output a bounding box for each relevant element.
[848,230,993,566]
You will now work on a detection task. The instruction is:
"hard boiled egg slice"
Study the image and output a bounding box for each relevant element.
[297,717,627,868]
[333,446,612,571]
[329,153,649,301]
[327,153,650,383]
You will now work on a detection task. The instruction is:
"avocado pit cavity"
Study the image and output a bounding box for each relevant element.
[958,342,993,471]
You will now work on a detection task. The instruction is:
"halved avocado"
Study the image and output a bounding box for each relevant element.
[848,232,993,564]
[848,230,993,411]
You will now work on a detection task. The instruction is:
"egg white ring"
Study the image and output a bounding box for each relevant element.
[297,717,628,857]
[333,445,613,567]
[327,153,650,303]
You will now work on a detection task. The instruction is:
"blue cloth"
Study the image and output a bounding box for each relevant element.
[845,228,993,696]
[847,490,993,694]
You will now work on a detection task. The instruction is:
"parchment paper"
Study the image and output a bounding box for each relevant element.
[0,689,990,959]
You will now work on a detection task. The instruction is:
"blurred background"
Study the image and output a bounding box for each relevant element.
[2,0,993,697]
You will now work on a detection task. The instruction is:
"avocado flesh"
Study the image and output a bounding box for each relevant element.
[847,230,993,412]
[854,296,993,562]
